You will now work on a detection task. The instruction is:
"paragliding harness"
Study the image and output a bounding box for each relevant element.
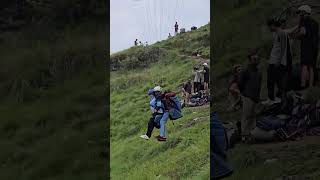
[162,92,183,125]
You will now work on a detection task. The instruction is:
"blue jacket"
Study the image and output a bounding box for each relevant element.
[150,97,165,114]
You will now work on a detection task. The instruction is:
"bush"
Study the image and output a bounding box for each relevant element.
[110,47,166,71]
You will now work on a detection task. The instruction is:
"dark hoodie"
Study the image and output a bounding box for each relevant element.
[238,64,262,103]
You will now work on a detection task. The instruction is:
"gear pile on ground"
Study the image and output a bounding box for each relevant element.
[183,90,210,107]
[256,90,320,141]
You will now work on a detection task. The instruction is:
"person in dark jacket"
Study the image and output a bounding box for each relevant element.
[174,22,179,35]
[203,63,210,95]
[291,5,319,88]
[134,39,138,46]
[238,49,262,143]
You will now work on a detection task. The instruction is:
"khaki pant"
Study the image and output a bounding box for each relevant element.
[241,96,257,136]
[182,92,191,103]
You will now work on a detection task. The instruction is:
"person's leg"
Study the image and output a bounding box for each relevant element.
[195,82,199,93]
[228,92,235,111]
[247,102,257,134]
[275,66,283,99]
[241,96,255,136]
[146,116,155,138]
[204,82,208,95]
[282,69,289,100]
[159,112,170,137]
[182,92,186,104]
[228,88,238,111]
[206,82,209,95]
[186,92,190,103]
[267,65,276,101]
[301,65,309,88]
[309,65,314,88]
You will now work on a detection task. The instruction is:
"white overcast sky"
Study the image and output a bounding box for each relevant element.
[110,0,210,54]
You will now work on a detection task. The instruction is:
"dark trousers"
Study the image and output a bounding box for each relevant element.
[194,82,201,93]
[146,114,160,138]
[267,64,289,101]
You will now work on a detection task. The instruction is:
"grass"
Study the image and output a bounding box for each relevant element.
[212,0,320,179]
[0,21,106,179]
[110,25,210,179]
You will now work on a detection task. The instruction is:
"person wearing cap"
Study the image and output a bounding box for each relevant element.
[140,86,169,141]
[203,63,210,95]
[140,88,159,140]
[237,49,262,143]
[262,18,292,106]
[291,5,319,89]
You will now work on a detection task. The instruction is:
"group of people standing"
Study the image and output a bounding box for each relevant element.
[263,4,319,106]
[227,5,319,143]
[182,62,210,104]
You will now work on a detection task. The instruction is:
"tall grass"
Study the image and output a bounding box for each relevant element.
[0,21,106,179]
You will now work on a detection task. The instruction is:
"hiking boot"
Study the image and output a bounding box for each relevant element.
[157,136,167,141]
[140,134,150,140]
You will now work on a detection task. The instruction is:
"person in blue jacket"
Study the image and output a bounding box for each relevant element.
[140,86,170,141]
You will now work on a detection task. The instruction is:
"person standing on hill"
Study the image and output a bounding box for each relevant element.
[134,39,138,46]
[139,41,143,46]
[203,63,210,95]
[291,5,319,89]
[174,22,179,35]
[237,49,262,143]
[181,79,192,104]
[168,33,172,38]
[193,67,202,93]
[263,19,292,106]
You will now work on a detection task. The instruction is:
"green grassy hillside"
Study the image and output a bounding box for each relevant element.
[0,21,106,179]
[110,25,210,179]
[212,0,320,179]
